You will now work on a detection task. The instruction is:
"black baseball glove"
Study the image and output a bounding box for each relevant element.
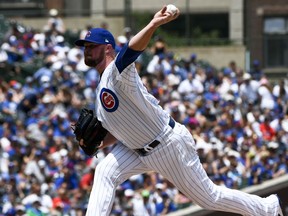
[71,108,108,157]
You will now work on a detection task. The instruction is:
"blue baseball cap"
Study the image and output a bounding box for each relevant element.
[75,28,116,49]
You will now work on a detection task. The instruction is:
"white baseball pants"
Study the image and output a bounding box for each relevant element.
[86,122,280,216]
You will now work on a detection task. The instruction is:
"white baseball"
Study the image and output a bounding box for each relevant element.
[166,4,178,15]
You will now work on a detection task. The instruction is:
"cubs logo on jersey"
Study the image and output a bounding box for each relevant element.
[100,88,119,112]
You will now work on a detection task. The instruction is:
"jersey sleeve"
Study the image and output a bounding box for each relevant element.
[115,43,142,74]
[112,44,144,92]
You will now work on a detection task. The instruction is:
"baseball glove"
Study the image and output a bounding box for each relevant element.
[71,108,108,157]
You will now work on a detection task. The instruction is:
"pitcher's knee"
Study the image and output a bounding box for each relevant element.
[94,160,122,187]
[196,186,223,210]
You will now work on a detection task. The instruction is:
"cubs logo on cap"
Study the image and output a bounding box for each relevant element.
[75,28,116,49]
[100,88,119,112]
[86,31,91,38]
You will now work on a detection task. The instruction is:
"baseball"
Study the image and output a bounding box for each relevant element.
[166,4,178,15]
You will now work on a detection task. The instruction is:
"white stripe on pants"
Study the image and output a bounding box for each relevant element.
[86,123,280,216]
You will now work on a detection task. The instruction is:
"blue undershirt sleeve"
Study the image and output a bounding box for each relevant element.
[115,43,143,74]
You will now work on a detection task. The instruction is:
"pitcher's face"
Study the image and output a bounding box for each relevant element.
[84,43,106,67]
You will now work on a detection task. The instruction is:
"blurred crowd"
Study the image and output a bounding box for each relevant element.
[0,11,288,216]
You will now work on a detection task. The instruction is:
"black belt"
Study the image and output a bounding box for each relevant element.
[135,117,175,156]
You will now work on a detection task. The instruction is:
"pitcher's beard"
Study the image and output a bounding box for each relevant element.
[84,51,105,67]
[84,58,98,67]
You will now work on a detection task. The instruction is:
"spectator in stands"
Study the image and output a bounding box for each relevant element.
[22,76,37,96]
[228,60,243,78]
[273,79,288,101]
[140,190,156,216]
[33,59,53,84]
[239,73,260,106]
[115,35,128,54]
[178,72,204,102]
[203,67,221,91]
[249,59,264,81]
[273,79,288,115]
[189,53,199,74]
[258,77,276,111]
[52,185,71,214]
[260,116,276,142]
[147,53,171,75]
[46,9,65,34]
[1,91,17,122]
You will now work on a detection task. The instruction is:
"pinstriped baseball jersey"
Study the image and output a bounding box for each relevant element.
[95,48,170,149]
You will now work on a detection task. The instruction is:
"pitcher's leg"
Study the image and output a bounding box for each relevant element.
[179,153,279,216]
[144,124,280,216]
[85,144,149,216]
